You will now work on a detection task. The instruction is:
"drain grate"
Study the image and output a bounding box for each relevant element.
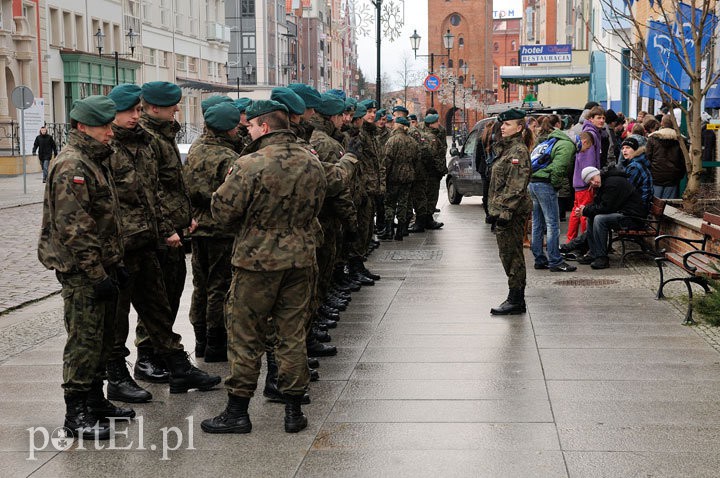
[376,249,443,261]
[553,278,620,287]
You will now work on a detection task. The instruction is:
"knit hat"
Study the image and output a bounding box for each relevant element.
[288,83,322,109]
[245,100,289,121]
[270,87,306,115]
[204,103,241,132]
[620,136,640,151]
[316,93,346,116]
[107,84,142,112]
[70,96,117,126]
[141,81,182,107]
[581,166,601,184]
[201,95,233,114]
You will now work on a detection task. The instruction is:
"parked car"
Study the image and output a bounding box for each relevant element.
[446,107,583,205]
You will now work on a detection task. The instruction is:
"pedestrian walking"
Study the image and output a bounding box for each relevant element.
[32,125,58,182]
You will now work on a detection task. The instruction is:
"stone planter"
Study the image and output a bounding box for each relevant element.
[659,202,720,255]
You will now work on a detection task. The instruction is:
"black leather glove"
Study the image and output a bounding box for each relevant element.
[116,266,131,289]
[93,276,118,301]
[495,216,510,227]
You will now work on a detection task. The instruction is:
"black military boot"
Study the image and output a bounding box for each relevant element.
[311,326,332,343]
[490,288,527,315]
[307,335,337,357]
[349,257,374,286]
[64,393,111,440]
[107,359,152,403]
[309,368,320,381]
[393,222,405,241]
[425,214,444,230]
[307,357,320,369]
[192,324,206,358]
[263,351,311,404]
[284,394,308,433]
[361,262,381,280]
[86,381,136,420]
[134,351,170,383]
[164,351,222,394]
[201,394,252,434]
[204,327,228,363]
[408,215,425,233]
[379,223,394,240]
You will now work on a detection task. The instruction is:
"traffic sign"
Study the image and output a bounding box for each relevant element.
[11,86,33,110]
[424,74,441,92]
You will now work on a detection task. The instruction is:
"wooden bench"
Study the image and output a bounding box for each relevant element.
[654,212,720,324]
[609,197,667,266]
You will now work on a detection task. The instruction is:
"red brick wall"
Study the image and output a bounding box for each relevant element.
[657,217,720,256]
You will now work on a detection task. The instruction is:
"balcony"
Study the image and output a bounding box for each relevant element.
[206,22,231,43]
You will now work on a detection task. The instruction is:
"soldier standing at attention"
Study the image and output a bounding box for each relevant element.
[105,84,221,400]
[421,114,449,222]
[184,102,242,363]
[487,109,534,315]
[135,81,196,383]
[38,96,135,439]
[380,116,418,240]
[202,100,327,435]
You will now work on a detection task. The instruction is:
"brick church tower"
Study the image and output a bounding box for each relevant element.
[427,0,494,132]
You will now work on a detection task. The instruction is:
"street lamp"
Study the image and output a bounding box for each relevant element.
[244,62,254,83]
[95,28,138,86]
[460,62,469,78]
[409,29,451,107]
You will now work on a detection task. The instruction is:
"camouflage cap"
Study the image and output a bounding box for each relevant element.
[107,84,142,112]
[201,95,233,114]
[316,93,346,116]
[234,97,252,113]
[70,95,117,126]
[424,114,439,124]
[288,83,322,109]
[245,99,289,121]
[327,89,347,100]
[395,117,410,126]
[270,87,306,115]
[497,108,526,122]
[204,103,241,132]
[141,81,182,107]
[353,104,368,119]
[359,99,378,110]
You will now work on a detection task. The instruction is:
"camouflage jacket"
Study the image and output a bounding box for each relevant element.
[337,125,364,206]
[422,124,449,177]
[211,130,327,271]
[309,115,344,164]
[235,125,252,154]
[139,113,192,232]
[384,128,417,184]
[376,126,391,149]
[109,124,172,252]
[184,130,240,238]
[489,132,532,221]
[38,130,123,282]
[359,121,386,196]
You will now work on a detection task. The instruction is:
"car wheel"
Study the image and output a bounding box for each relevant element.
[447,178,462,205]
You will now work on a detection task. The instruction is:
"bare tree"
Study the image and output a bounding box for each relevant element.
[394,53,423,106]
[590,0,718,204]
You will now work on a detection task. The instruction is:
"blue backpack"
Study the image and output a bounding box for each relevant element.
[530,137,559,172]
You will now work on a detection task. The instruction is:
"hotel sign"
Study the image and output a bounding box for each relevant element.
[518,44,572,64]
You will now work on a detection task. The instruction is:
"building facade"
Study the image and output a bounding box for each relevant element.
[492,16,521,104]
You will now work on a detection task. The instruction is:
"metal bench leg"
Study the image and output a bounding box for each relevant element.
[655,257,668,299]
[683,279,696,325]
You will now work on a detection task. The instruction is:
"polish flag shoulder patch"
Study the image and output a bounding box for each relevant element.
[511,158,520,165]
[227,166,233,176]
[72,176,85,184]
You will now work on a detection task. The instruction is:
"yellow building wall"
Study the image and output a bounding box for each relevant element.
[0,156,42,176]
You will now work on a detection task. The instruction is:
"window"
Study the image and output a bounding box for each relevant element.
[63,11,72,47]
[160,0,170,27]
[242,33,256,51]
[463,131,479,157]
[448,59,453,68]
[242,0,255,16]
[493,42,499,52]
[510,58,517,66]
[176,54,187,71]
[450,14,461,26]
[159,51,168,67]
[493,66,498,84]
[188,56,197,73]
[458,37,464,48]
[144,47,156,65]
[75,15,86,51]
[459,59,464,68]
[511,40,516,51]
[49,8,61,45]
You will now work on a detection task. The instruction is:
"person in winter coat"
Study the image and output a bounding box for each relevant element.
[32,126,58,182]
[529,116,577,273]
[645,114,687,199]
[575,166,647,269]
[619,135,653,213]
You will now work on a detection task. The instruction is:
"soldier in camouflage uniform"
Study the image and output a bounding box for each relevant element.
[381,117,418,241]
[421,115,449,224]
[356,100,385,257]
[38,96,135,440]
[488,109,533,315]
[202,100,326,435]
[184,102,242,363]
[135,81,195,382]
[234,97,253,153]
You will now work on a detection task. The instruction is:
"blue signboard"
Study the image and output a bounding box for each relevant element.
[518,44,572,64]
[424,74,441,92]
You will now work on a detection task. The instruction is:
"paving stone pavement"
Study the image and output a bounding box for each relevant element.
[1,192,720,477]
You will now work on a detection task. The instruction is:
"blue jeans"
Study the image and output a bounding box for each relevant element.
[41,159,50,181]
[529,182,561,267]
[587,213,624,258]
[653,184,679,199]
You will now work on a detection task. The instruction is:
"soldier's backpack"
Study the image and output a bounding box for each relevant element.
[530,137,559,172]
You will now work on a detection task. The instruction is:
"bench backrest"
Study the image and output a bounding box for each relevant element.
[650,197,666,218]
[701,212,720,240]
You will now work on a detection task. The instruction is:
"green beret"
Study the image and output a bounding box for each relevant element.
[288,83,322,109]
[201,95,233,114]
[385,114,394,122]
[317,93,346,116]
[392,105,409,115]
[344,98,357,112]
[327,89,346,100]
[374,112,383,122]
[408,114,417,121]
[353,104,367,119]
[204,103,241,132]
[245,100,289,121]
[141,81,182,107]
[424,114,439,124]
[271,87,306,115]
[234,97,252,113]
[359,99,378,110]
[108,84,142,112]
[377,109,387,117]
[395,117,410,126]
[497,108,526,122]
[70,95,117,126]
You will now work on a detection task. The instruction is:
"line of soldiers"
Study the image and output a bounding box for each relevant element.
[38,79,449,439]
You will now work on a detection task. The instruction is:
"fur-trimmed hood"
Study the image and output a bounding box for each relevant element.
[649,127,678,141]
[625,145,646,159]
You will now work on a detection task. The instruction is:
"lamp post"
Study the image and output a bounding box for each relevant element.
[409,29,452,108]
[95,28,138,86]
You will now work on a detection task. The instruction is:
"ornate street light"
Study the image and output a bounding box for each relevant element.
[95,27,140,86]
[409,28,451,107]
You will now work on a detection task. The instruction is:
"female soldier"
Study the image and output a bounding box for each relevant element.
[488,108,534,315]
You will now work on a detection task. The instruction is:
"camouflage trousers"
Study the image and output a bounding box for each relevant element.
[410,178,433,219]
[384,182,411,226]
[314,219,338,309]
[425,174,443,211]
[225,267,312,398]
[136,245,186,353]
[58,270,117,396]
[495,210,531,289]
[111,247,184,360]
[351,195,373,257]
[189,237,233,331]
